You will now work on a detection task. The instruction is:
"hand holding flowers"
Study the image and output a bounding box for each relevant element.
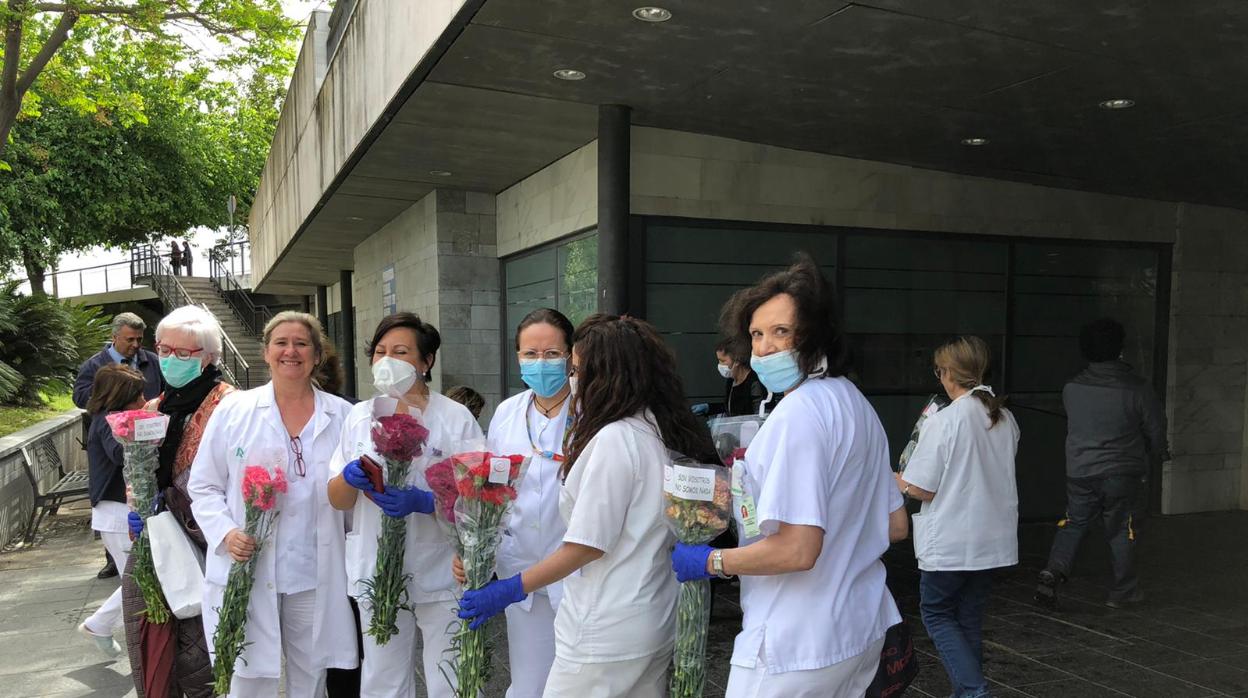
[107,409,171,624]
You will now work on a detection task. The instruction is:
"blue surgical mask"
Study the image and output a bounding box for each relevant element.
[750,350,804,394]
[520,358,568,398]
[160,355,204,389]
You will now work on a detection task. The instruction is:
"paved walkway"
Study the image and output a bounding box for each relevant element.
[2,504,1246,697]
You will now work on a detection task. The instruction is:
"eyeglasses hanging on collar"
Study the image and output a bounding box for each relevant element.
[290,435,306,477]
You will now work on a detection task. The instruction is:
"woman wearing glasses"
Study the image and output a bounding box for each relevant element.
[189,311,358,697]
[326,312,484,698]
[118,305,236,697]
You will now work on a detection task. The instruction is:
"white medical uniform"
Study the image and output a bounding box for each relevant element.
[188,384,358,698]
[903,388,1019,572]
[487,390,569,698]
[82,500,131,635]
[728,376,901,698]
[544,412,676,698]
[328,391,484,698]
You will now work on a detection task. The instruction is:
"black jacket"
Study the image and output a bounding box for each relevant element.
[87,412,127,506]
[1063,361,1168,479]
[72,346,163,409]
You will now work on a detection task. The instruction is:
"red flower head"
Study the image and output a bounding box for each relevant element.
[425,458,459,523]
[371,414,429,461]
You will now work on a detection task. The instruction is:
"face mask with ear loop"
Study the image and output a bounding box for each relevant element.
[372,356,420,399]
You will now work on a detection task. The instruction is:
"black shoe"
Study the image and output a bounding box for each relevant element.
[1106,590,1145,609]
[1034,569,1061,609]
[97,560,118,579]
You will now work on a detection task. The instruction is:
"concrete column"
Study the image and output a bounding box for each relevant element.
[339,269,356,398]
[316,285,329,330]
[597,104,630,315]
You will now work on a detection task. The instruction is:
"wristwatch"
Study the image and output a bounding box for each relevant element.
[902,484,912,498]
[710,549,731,579]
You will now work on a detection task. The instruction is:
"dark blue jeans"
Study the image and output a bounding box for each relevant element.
[920,570,995,698]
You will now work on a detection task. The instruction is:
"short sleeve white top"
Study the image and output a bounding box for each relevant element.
[275,415,318,594]
[903,389,1020,572]
[734,376,901,674]
[554,413,677,663]
[487,389,569,610]
[327,392,485,603]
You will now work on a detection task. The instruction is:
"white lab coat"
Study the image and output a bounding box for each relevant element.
[188,383,358,680]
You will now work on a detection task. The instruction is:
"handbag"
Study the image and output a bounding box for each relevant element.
[865,620,920,698]
[146,511,206,619]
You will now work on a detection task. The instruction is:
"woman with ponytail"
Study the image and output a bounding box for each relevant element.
[896,336,1019,698]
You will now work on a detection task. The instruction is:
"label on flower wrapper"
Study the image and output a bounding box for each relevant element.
[132,415,169,442]
[488,457,511,485]
[663,464,716,502]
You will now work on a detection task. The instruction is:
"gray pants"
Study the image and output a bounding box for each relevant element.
[1045,475,1140,601]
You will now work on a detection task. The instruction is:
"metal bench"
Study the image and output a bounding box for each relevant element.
[21,436,90,544]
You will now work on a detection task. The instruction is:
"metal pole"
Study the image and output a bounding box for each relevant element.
[316,285,329,330]
[597,104,631,315]
[340,270,356,398]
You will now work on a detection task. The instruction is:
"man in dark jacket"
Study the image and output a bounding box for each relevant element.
[73,312,163,409]
[1036,318,1167,609]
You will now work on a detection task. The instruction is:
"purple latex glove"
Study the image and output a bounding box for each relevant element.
[672,542,715,583]
[457,574,527,630]
[341,459,375,491]
[370,485,435,518]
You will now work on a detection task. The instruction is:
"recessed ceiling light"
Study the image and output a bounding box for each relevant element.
[632,6,672,22]
[960,137,989,146]
[429,170,453,177]
[553,68,586,81]
[347,216,363,221]
[1098,98,1136,110]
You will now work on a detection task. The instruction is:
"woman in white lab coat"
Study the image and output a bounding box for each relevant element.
[327,312,484,698]
[457,314,720,698]
[481,308,575,698]
[189,312,358,697]
[671,256,901,698]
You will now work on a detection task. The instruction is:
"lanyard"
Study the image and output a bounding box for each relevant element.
[526,394,569,462]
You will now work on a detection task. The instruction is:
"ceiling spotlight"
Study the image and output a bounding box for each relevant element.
[1098,98,1136,110]
[960,137,989,146]
[553,68,586,81]
[429,170,453,177]
[632,6,672,22]
[347,216,363,221]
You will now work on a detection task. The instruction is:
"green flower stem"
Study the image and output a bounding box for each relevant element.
[443,502,507,698]
[211,506,275,696]
[363,455,414,645]
[670,579,712,698]
[122,442,170,624]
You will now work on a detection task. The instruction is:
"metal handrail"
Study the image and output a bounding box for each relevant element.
[209,243,273,337]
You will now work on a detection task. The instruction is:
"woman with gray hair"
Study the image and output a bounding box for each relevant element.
[122,304,237,698]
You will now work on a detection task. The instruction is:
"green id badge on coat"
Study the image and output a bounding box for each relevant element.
[739,494,761,539]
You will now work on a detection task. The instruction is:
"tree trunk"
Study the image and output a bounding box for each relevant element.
[21,248,47,297]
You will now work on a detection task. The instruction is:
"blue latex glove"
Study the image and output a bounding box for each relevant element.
[342,459,375,491]
[672,542,715,583]
[370,486,435,518]
[127,511,143,539]
[691,403,710,416]
[457,574,527,630]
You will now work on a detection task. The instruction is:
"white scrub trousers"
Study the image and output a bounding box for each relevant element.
[725,636,885,698]
[225,589,325,698]
[504,592,557,698]
[81,531,131,635]
[542,646,670,698]
[359,598,460,698]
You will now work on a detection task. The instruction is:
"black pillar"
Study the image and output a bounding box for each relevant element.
[339,270,356,398]
[597,104,631,315]
[315,285,329,330]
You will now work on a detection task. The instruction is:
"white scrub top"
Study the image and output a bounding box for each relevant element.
[555,412,677,664]
[327,391,484,604]
[275,417,317,594]
[734,376,902,674]
[903,388,1020,572]
[488,389,569,610]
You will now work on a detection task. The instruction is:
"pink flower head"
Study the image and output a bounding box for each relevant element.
[105,409,154,442]
[371,414,429,461]
[242,465,283,511]
[425,458,459,523]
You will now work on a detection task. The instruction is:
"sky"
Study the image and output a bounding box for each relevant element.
[10,0,332,297]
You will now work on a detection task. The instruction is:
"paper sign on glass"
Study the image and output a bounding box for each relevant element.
[662,464,716,502]
[133,415,170,442]
[488,457,510,485]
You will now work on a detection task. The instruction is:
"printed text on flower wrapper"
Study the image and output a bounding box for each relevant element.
[664,464,716,502]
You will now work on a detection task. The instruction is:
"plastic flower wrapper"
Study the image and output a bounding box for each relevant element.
[211,465,288,695]
[435,442,530,698]
[106,409,171,624]
[707,415,766,466]
[663,456,733,698]
[898,394,949,472]
[361,399,431,645]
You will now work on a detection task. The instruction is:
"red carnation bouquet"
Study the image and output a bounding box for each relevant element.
[211,465,288,694]
[430,446,529,698]
[361,411,430,644]
[106,409,171,624]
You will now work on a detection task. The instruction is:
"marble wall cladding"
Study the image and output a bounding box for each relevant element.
[497,141,598,257]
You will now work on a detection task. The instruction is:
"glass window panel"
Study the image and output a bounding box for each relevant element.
[557,235,598,326]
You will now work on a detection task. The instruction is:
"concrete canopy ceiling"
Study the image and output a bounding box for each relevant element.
[275,0,1248,287]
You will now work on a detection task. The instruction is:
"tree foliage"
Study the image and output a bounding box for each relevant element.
[0,278,108,404]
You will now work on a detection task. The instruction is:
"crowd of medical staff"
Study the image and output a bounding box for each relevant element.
[74,254,1052,698]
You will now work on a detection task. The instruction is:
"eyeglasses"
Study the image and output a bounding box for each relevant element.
[290,436,306,477]
[518,349,568,361]
[156,343,205,360]
[933,367,945,379]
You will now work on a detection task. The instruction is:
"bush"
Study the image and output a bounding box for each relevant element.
[0,280,108,406]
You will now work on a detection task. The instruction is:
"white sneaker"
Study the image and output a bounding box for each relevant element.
[77,622,121,658]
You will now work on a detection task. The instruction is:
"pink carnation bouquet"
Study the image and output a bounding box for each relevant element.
[211,465,288,695]
[106,409,170,624]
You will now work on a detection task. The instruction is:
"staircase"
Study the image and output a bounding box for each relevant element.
[178,277,270,386]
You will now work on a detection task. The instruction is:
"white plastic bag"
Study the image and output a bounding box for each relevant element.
[146,511,205,619]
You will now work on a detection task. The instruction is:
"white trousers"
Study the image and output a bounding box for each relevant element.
[359,598,460,698]
[82,531,132,635]
[542,647,670,698]
[725,636,884,698]
[226,590,325,698]
[505,592,557,698]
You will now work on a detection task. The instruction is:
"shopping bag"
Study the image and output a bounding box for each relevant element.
[865,620,919,698]
[146,511,205,619]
